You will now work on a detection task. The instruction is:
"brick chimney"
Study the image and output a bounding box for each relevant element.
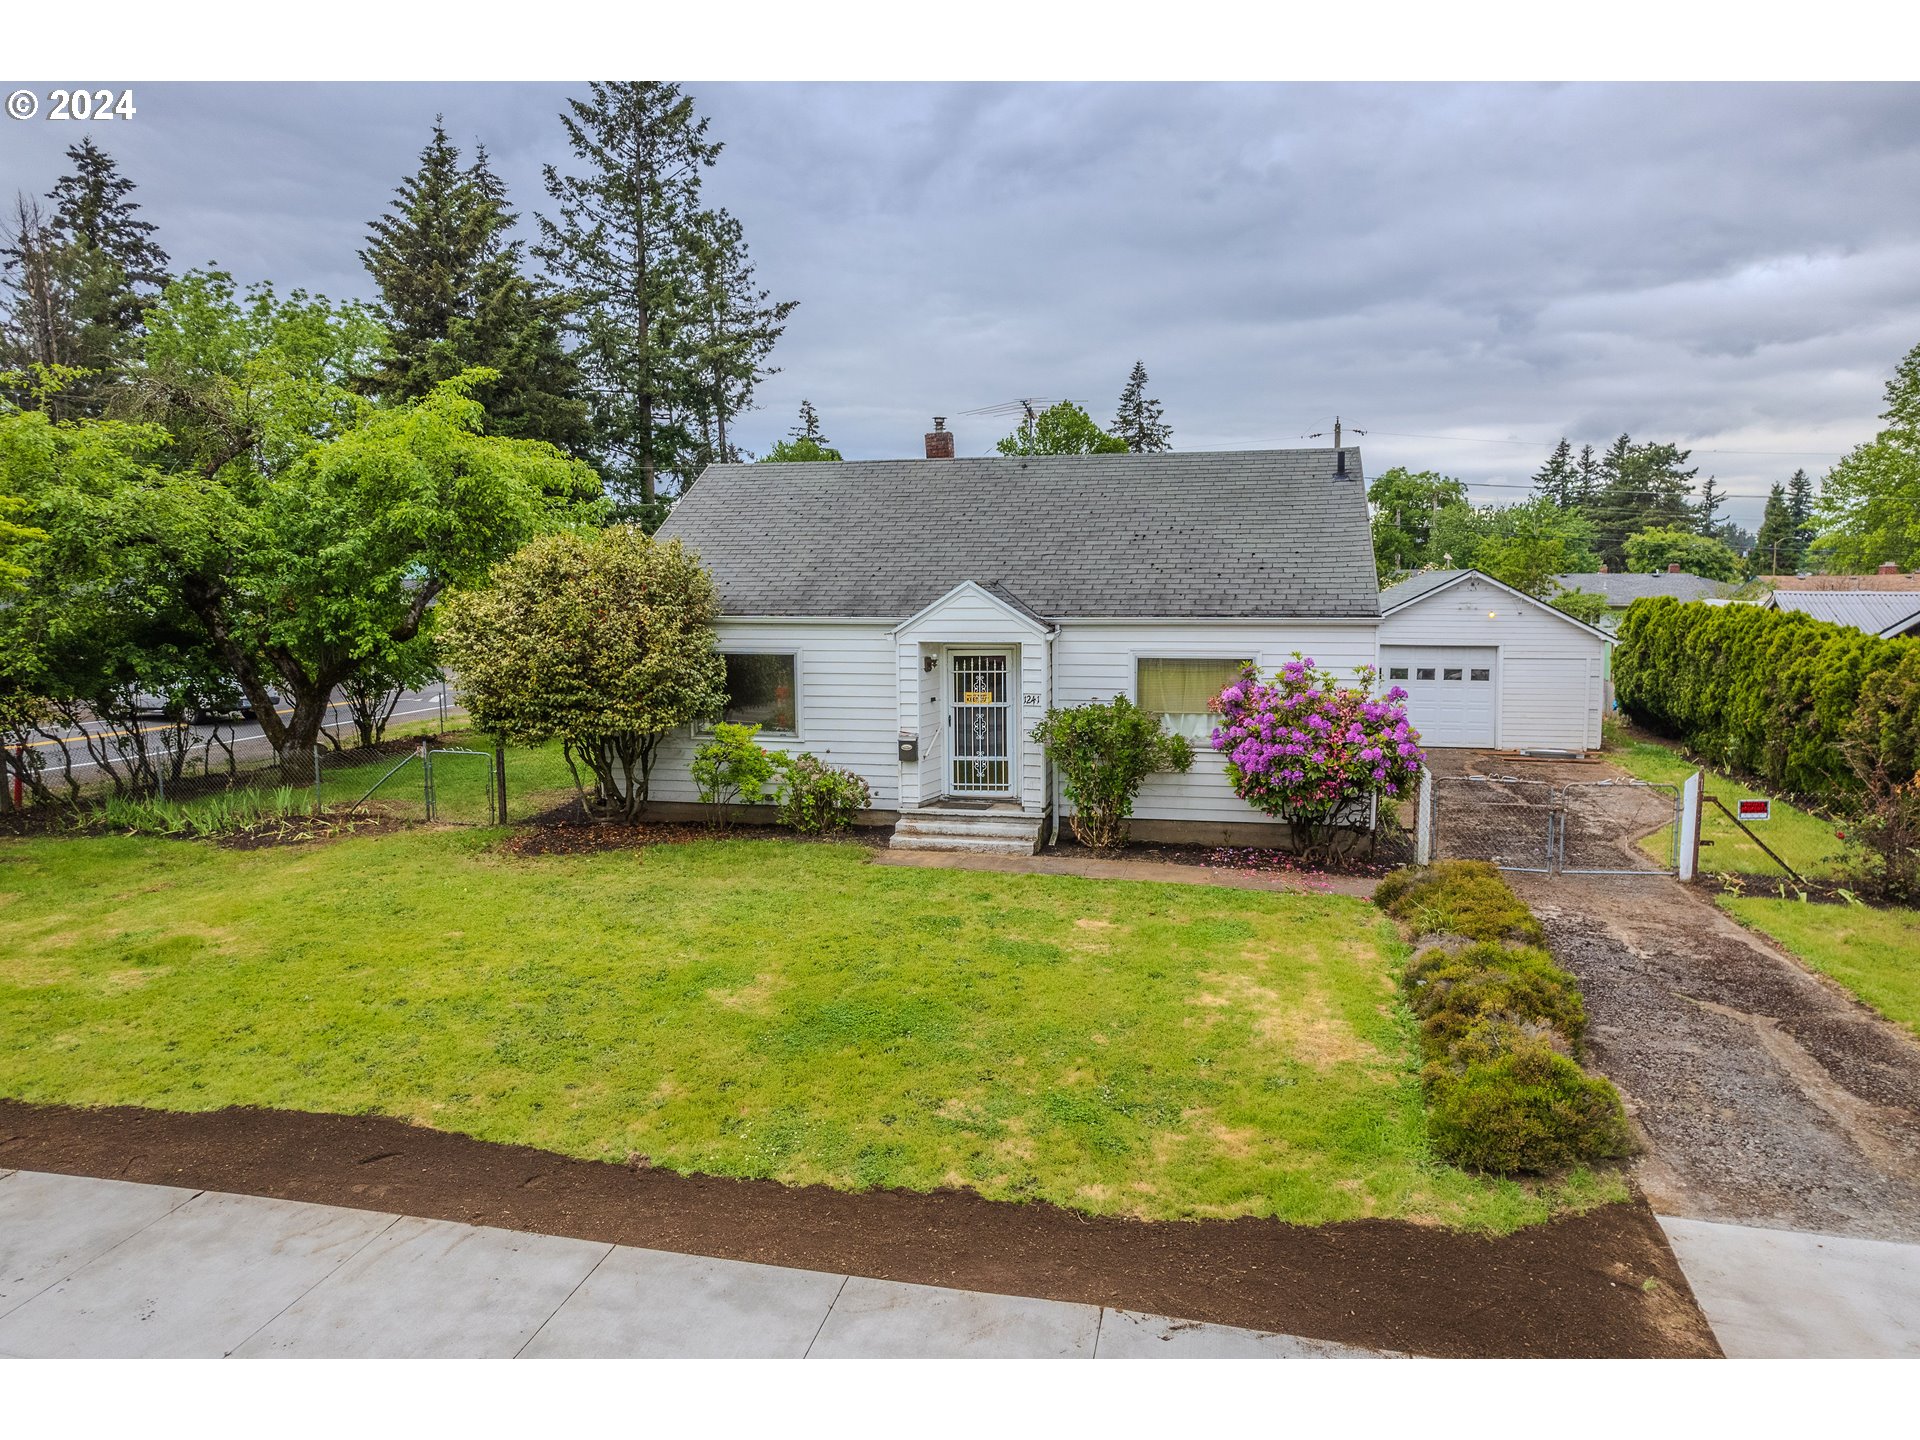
[1881,561,1902,575]
[924,417,954,460]
[1668,562,1681,573]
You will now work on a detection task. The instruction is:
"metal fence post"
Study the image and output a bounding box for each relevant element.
[494,738,508,826]
[1414,767,1434,865]
[313,746,323,817]
[421,742,434,821]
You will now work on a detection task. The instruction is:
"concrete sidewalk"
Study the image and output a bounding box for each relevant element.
[1658,1215,1920,1358]
[0,1169,1384,1359]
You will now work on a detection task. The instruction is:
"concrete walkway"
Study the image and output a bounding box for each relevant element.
[0,1169,1383,1359]
[1657,1215,1920,1358]
[873,848,1379,898]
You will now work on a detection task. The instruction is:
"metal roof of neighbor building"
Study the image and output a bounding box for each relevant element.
[1769,589,1920,638]
[657,449,1378,619]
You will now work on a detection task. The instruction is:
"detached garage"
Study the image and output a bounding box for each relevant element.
[1377,569,1609,752]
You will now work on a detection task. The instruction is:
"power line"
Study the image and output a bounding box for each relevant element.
[1361,429,1840,459]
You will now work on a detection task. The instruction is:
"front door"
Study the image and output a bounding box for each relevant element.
[949,651,1013,795]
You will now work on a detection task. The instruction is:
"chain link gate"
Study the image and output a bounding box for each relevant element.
[324,742,495,825]
[1432,775,1558,872]
[1431,773,1681,876]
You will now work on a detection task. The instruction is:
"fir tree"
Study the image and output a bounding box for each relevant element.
[359,123,587,452]
[1111,360,1172,452]
[1588,435,1697,569]
[2,141,169,413]
[1695,474,1726,535]
[1786,467,1816,559]
[790,398,829,447]
[536,82,725,519]
[676,206,796,475]
[1754,482,1799,575]
[1531,437,1577,506]
[1572,442,1602,508]
[46,138,169,329]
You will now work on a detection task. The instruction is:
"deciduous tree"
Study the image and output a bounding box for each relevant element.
[1622,524,1744,581]
[436,527,727,817]
[995,399,1127,457]
[1816,343,1920,573]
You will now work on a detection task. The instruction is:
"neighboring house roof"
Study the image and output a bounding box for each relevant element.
[1767,589,1920,639]
[1378,567,1612,643]
[657,449,1377,620]
[1771,573,1920,591]
[1551,571,1733,606]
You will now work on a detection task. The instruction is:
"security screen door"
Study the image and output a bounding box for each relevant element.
[949,652,1012,795]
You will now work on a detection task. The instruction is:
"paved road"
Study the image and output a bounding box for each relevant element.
[19,684,462,778]
[0,1169,1385,1359]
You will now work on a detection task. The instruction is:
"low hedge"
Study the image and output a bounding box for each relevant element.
[1373,859,1545,945]
[1614,596,1920,804]
[1423,1021,1633,1173]
[1378,864,1630,1174]
[1405,941,1588,1056]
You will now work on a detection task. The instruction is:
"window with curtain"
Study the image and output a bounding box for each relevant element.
[1136,657,1249,740]
[720,653,797,733]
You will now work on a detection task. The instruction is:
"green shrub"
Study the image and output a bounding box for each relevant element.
[1614,597,1920,804]
[774,753,871,834]
[1424,1021,1633,1173]
[1031,695,1193,852]
[1373,860,1546,944]
[1406,942,1587,1055]
[690,722,780,828]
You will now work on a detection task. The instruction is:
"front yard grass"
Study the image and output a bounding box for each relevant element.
[0,829,1619,1232]
[1722,897,1920,1041]
[1604,725,1843,879]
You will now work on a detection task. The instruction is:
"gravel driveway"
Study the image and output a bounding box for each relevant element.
[1431,749,1920,1242]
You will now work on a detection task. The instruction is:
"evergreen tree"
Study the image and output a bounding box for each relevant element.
[1695,474,1726,535]
[790,398,828,447]
[1572,442,1602,508]
[536,81,724,520]
[1588,435,1698,569]
[1786,467,1816,559]
[1754,482,1798,575]
[1111,360,1172,453]
[1531,437,1577,506]
[2,141,168,414]
[676,206,796,475]
[360,123,587,452]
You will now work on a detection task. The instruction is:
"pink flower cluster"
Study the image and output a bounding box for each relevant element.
[1209,656,1427,823]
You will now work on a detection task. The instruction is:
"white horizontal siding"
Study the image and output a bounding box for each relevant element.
[648,620,900,807]
[1378,576,1607,750]
[1050,620,1380,825]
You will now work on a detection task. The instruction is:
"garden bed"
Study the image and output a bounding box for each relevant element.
[0,1099,1717,1358]
[502,808,889,857]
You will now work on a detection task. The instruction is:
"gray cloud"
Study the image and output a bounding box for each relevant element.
[4,80,1918,529]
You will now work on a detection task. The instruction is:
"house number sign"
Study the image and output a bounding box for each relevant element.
[1022,692,1041,705]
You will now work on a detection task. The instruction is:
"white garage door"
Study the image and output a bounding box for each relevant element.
[1380,645,1497,748]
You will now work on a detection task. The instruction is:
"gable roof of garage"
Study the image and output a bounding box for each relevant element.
[1378,568,1613,643]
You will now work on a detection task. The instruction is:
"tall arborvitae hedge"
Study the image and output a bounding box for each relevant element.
[1613,597,1920,802]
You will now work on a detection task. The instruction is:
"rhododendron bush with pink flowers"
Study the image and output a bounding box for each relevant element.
[1210,656,1427,858]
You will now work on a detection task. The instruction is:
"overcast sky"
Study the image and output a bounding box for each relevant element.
[5,80,1918,530]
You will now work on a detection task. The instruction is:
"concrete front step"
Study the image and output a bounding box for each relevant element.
[889,808,1046,856]
[887,832,1043,856]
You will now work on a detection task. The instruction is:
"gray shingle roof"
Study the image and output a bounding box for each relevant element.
[657,449,1377,619]
[1378,568,1471,611]
[1770,589,1920,638]
[1552,571,1734,606]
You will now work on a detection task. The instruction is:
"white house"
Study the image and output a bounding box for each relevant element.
[646,427,1381,852]
[1377,569,1612,752]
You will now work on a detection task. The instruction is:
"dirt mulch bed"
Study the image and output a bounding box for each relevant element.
[1044,836,1411,882]
[0,1100,1717,1358]
[502,811,889,858]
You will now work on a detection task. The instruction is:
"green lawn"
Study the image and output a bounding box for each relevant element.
[0,828,1618,1231]
[1722,897,1920,1040]
[1604,726,1844,879]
